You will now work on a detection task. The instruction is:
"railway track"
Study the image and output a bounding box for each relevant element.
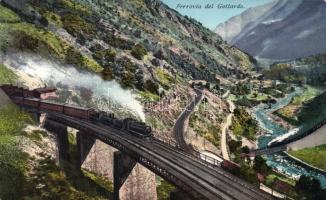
[47,113,273,200]
[95,123,249,200]
[173,89,203,153]
[152,138,221,168]
[63,116,221,199]
[98,122,273,200]
[151,137,273,200]
[0,84,284,199]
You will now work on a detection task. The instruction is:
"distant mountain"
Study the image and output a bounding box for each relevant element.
[215,0,326,60]
[264,54,326,86]
[215,0,280,44]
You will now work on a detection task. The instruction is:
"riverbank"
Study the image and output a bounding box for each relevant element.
[267,112,294,130]
[288,145,326,172]
[254,88,302,147]
[253,87,326,187]
[274,85,323,126]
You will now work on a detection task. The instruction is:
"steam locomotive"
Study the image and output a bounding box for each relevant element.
[11,97,152,138]
[92,111,152,138]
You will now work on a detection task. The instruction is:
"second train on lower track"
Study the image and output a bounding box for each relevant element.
[12,97,152,138]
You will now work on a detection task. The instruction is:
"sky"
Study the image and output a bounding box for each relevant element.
[161,0,274,30]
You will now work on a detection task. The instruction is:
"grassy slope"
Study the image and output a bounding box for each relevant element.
[289,144,326,171]
[0,104,114,199]
[189,101,225,147]
[298,91,326,128]
[156,179,175,200]
[0,64,17,84]
[155,68,174,88]
[275,86,321,125]
[230,108,257,140]
[0,62,112,199]
[0,3,21,23]
[0,104,32,199]
[264,172,298,198]
[0,104,33,135]
[0,5,103,73]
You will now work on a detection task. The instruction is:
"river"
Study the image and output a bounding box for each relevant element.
[253,88,326,187]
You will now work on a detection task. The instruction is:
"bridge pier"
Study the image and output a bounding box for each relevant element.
[113,151,137,200]
[43,119,69,165]
[77,131,95,167]
[81,140,157,200]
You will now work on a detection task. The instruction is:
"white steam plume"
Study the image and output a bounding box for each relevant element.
[3,53,146,121]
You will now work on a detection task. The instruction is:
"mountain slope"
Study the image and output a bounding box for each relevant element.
[215,0,326,60]
[1,0,256,99]
[215,0,280,44]
[264,54,326,86]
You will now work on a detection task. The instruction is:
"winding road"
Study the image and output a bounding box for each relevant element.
[221,100,235,161]
[173,89,203,153]
[173,88,236,161]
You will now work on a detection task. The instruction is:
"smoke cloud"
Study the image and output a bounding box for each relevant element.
[3,53,146,121]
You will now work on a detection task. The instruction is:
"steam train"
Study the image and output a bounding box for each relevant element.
[93,111,152,138]
[11,97,152,138]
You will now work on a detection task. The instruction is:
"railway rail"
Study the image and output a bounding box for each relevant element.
[173,89,203,154]
[1,84,273,200]
[47,113,273,200]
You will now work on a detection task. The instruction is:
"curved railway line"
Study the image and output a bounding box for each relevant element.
[173,89,203,153]
[150,137,273,200]
[47,113,273,200]
[1,85,274,200]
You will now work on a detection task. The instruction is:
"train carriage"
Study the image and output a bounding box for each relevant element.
[11,97,40,109]
[63,105,95,120]
[2,84,153,139]
[1,85,24,97]
[11,97,24,105]
[23,98,40,108]
[40,100,64,112]
[23,90,35,98]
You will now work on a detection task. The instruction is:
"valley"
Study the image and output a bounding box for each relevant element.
[0,0,325,199]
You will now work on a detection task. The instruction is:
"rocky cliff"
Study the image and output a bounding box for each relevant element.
[82,140,157,200]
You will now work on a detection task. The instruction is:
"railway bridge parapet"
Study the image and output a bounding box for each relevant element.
[42,116,157,200]
[1,84,274,200]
